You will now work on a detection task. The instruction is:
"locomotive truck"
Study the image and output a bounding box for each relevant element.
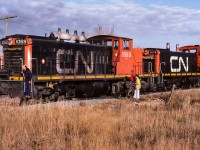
[0,29,199,101]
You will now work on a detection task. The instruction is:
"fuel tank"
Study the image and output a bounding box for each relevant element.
[75,81,110,97]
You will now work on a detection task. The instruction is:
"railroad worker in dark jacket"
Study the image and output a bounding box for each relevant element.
[22,65,32,99]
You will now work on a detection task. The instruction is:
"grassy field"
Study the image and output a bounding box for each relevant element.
[0,90,199,150]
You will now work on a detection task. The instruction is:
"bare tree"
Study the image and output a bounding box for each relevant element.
[92,24,115,36]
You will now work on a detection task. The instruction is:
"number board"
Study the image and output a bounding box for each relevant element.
[149,50,157,55]
[15,39,27,45]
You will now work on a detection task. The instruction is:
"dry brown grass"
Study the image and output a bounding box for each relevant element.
[0,89,200,150]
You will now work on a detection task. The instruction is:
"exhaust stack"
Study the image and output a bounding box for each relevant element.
[79,32,86,42]
[71,30,79,41]
[56,28,61,39]
[60,29,71,40]
[166,43,170,50]
[176,44,179,51]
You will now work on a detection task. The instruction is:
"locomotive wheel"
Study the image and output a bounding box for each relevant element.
[42,97,50,103]
[53,92,59,102]
[19,97,25,106]
[114,93,122,99]
[163,86,168,92]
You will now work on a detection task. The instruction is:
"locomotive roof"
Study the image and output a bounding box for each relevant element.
[1,34,54,40]
[87,35,132,40]
[144,48,170,52]
[2,34,133,42]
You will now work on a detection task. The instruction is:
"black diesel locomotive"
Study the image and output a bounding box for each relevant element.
[143,46,200,90]
[0,34,114,99]
[0,31,200,101]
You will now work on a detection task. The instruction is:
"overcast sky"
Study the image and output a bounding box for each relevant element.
[0,0,200,50]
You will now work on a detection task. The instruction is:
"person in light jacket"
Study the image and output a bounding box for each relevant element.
[133,74,141,100]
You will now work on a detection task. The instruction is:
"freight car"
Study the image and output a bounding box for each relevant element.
[0,29,200,101]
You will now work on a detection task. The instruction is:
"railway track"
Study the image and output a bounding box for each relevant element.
[0,87,198,107]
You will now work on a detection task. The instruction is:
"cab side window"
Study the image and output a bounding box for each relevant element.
[93,40,102,45]
[189,49,197,53]
[123,40,129,50]
[114,40,118,50]
[106,40,112,46]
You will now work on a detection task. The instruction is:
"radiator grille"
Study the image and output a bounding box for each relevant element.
[4,50,23,74]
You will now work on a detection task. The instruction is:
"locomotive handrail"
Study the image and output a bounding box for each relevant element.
[160,62,165,74]
[19,58,23,69]
[50,60,52,80]
[148,62,153,73]
[30,58,37,75]
[142,62,151,74]
[113,52,120,66]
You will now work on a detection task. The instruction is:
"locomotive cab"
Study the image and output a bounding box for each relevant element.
[178,45,200,72]
[87,35,143,75]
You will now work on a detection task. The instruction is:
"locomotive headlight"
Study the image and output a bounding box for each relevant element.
[8,38,13,46]
[144,50,147,55]
[41,59,45,64]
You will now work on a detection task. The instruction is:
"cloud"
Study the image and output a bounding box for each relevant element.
[0,0,200,48]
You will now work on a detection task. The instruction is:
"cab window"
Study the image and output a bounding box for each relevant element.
[183,50,189,53]
[189,49,197,53]
[93,40,102,45]
[114,40,118,50]
[106,40,112,46]
[123,40,129,50]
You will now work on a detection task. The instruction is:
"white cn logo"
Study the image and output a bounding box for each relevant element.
[170,56,188,72]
